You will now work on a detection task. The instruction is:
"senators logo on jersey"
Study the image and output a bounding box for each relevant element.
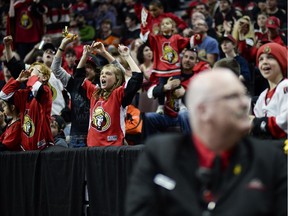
[20,12,33,29]
[161,42,178,64]
[23,114,35,137]
[91,107,111,132]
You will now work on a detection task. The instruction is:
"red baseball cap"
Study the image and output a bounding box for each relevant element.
[266,16,280,29]
[75,55,99,70]
[221,34,237,44]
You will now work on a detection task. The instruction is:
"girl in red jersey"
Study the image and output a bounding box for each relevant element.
[77,43,143,147]
[0,62,54,150]
[140,17,191,113]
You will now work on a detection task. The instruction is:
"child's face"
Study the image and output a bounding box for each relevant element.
[100,68,117,90]
[221,40,235,53]
[258,53,282,81]
[50,119,59,137]
[65,53,76,67]
[42,49,55,66]
[30,65,47,82]
[85,65,97,81]
[1,102,12,117]
[161,19,173,34]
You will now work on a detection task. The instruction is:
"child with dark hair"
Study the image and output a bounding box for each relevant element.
[63,47,77,75]
[50,114,68,148]
[0,99,22,151]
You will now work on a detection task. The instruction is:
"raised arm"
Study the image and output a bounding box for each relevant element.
[51,35,78,87]
[91,41,126,74]
[91,41,115,63]
[118,45,141,74]
[3,35,14,62]
[119,45,143,107]
[76,45,91,69]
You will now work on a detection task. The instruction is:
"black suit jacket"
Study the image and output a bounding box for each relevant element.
[125,134,287,216]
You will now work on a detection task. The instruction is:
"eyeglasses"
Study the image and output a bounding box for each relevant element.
[205,92,251,103]
[45,49,55,55]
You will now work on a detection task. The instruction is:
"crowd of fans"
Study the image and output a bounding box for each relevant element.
[0,0,286,151]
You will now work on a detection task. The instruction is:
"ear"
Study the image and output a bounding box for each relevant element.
[197,103,211,122]
[11,105,15,111]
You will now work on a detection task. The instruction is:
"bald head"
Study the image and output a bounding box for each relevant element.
[186,68,242,114]
[186,68,250,151]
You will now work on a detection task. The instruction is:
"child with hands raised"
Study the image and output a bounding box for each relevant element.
[140,17,192,113]
[51,34,126,147]
[78,44,143,147]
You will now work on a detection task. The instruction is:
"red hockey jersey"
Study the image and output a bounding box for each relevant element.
[0,119,22,151]
[0,77,54,150]
[83,80,126,147]
[144,32,190,82]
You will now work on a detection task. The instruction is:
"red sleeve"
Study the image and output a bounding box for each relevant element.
[1,121,22,151]
[237,40,257,63]
[82,79,97,100]
[140,23,150,34]
[1,78,21,95]
[134,2,143,21]
[268,117,287,139]
[1,78,26,112]
[176,34,190,51]
[165,13,188,30]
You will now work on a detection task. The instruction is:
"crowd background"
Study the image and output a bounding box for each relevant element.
[0,0,286,149]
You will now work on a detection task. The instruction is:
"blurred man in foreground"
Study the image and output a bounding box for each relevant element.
[125,68,287,216]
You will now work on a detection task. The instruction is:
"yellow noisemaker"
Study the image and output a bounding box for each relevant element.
[62,26,78,40]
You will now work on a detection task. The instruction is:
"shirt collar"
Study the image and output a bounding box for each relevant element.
[192,135,232,169]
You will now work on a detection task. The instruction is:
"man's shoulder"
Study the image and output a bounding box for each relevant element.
[205,35,219,44]
[145,133,191,153]
[243,136,285,157]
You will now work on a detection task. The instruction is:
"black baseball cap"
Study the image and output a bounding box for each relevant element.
[42,43,57,54]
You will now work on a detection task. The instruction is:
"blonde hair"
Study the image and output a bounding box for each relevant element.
[160,17,177,34]
[29,62,51,81]
[93,64,125,100]
[232,16,255,42]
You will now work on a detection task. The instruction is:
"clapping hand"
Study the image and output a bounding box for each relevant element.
[91,41,105,55]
